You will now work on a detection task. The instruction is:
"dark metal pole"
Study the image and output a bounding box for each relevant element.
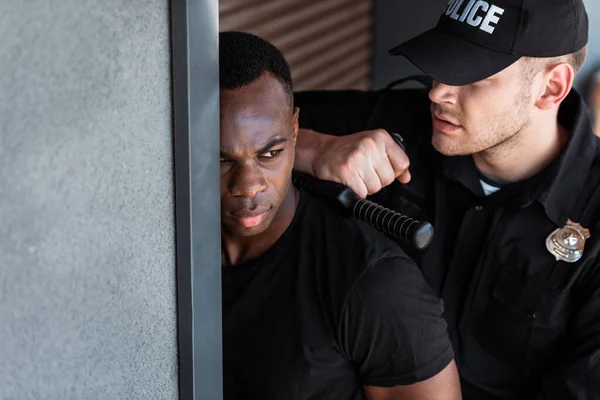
[170,0,222,399]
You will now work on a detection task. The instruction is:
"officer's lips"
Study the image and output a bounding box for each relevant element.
[432,113,462,134]
[230,207,272,228]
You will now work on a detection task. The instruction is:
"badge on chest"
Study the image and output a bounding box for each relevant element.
[546,219,591,263]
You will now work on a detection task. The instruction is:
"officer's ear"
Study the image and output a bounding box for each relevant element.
[292,106,300,143]
[535,62,574,111]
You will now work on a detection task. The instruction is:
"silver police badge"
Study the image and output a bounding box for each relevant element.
[546,219,591,263]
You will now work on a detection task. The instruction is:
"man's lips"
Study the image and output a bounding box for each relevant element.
[230,207,271,228]
[432,114,462,133]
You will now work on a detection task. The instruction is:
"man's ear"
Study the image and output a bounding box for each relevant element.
[536,62,574,111]
[292,106,300,143]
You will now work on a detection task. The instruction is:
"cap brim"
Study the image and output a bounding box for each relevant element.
[389,28,520,86]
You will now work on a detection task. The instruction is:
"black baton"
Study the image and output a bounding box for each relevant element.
[292,172,434,250]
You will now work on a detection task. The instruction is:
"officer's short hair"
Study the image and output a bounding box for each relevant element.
[520,45,588,83]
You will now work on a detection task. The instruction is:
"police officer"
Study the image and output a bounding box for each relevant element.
[293,0,600,398]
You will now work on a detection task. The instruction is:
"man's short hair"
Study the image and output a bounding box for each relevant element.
[219,31,293,106]
[520,45,588,83]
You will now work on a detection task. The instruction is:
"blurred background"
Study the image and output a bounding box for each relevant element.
[220,0,600,133]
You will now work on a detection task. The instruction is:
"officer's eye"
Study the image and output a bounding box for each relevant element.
[259,149,283,159]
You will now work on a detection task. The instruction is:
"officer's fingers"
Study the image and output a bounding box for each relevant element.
[348,130,390,192]
[363,128,410,180]
[385,141,411,179]
[345,173,370,199]
[363,130,396,187]
[333,156,370,198]
[396,169,412,184]
[372,153,396,188]
[357,162,383,196]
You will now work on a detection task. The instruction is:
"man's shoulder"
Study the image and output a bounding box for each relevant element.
[299,189,420,282]
[296,191,452,385]
[302,189,408,249]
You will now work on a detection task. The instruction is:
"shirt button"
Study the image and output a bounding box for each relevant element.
[528,312,537,321]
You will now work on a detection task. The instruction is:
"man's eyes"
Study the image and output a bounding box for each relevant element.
[259,149,283,159]
[219,149,283,164]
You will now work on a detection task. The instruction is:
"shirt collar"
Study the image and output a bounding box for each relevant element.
[442,89,597,226]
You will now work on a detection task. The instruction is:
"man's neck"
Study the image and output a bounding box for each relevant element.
[222,186,299,266]
[473,115,569,184]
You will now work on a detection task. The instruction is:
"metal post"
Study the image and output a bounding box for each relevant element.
[170,0,222,398]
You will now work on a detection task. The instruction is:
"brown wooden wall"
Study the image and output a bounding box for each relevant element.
[219,0,373,91]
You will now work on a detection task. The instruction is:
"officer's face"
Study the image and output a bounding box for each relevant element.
[220,73,299,238]
[428,59,533,156]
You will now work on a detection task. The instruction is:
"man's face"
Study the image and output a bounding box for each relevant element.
[429,59,534,156]
[220,73,298,238]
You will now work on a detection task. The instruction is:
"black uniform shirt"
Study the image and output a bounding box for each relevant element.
[295,88,600,399]
[222,189,453,400]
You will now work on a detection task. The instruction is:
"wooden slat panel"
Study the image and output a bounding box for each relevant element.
[219,0,262,16]
[254,2,371,54]
[293,33,370,87]
[298,49,371,91]
[322,63,371,91]
[284,14,371,65]
[219,0,373,91]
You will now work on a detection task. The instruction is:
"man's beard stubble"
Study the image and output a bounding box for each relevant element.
[431,88,533,157]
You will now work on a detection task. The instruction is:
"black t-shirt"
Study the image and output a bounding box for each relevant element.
[294,87,600,399]
[222,189,454,400]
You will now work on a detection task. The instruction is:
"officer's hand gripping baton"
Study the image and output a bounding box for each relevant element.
[292,172,434,250]
[291,131,433,250]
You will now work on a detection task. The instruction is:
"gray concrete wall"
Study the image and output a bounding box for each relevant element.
[0,1,178,399]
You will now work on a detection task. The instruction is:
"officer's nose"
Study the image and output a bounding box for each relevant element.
[429,81,458,105]
[229,163,268,199]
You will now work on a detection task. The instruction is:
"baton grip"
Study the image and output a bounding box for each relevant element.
[292,172,434,250]
[353,198,433,250]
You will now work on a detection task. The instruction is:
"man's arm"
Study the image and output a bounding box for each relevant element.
[293,89,429,198]
[338,256,461,400]
[364,361,461,400]
[294,128,411,198]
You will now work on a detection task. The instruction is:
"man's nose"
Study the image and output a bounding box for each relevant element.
[229,163,268,198]
[429,81,458,105]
